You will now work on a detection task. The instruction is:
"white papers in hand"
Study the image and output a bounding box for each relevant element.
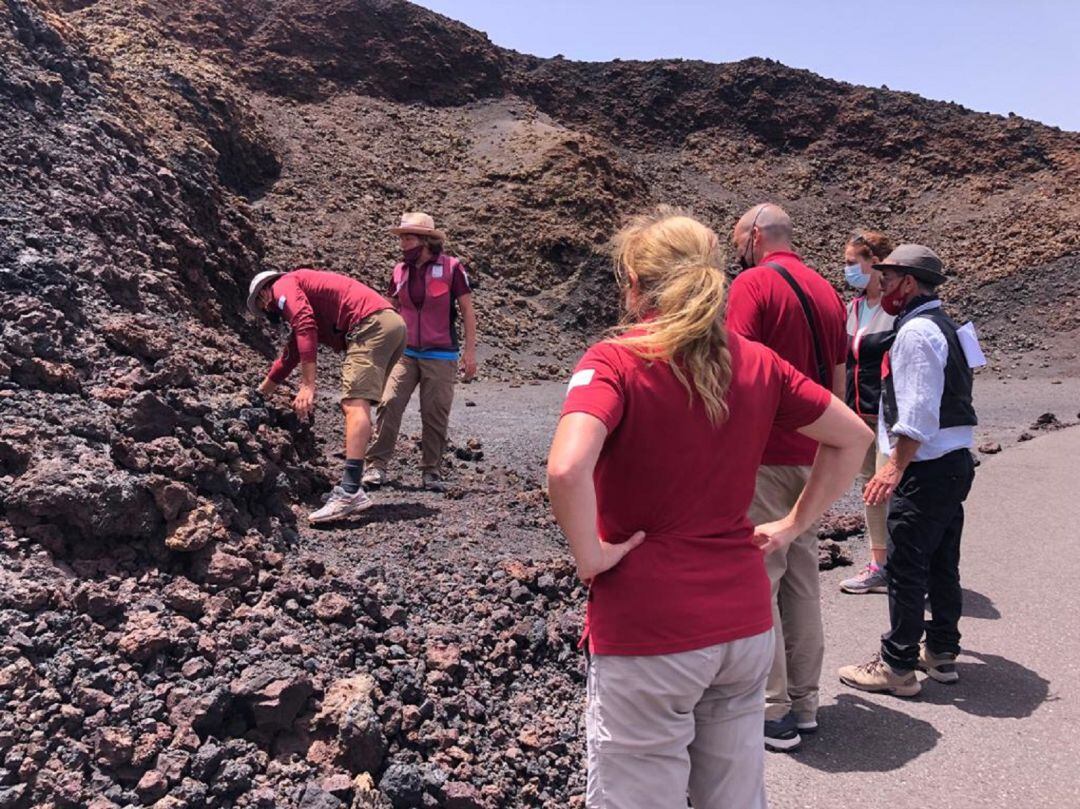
[957,322,987,368]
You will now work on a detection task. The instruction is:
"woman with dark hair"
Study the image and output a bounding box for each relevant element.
[840,231,898,594]
[547,207,872,808]
[364,212,477,492]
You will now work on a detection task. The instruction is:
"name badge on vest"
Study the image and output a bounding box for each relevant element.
[431,265,444,279]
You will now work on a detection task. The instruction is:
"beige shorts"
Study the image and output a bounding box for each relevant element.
[340,309,406,403]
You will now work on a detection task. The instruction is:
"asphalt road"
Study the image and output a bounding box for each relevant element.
[765,424,1080,808]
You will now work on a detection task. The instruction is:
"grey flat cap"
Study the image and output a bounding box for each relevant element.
[873,244,948,286]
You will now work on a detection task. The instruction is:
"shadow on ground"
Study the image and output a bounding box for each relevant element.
[791,693,941,772]
[919,649,1052,719]
[961,588,1001,620]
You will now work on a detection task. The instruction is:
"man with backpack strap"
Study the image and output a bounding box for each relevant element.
[840,245,978,696]
[727,203,848,752]
[364,213,477,492]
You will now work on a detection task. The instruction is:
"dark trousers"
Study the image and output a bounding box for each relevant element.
[881,448,976,671]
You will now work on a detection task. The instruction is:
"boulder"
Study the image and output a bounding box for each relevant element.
[165,501,226,552]
[230,663,314,733]
[119,391,178,441]
[312,675,386,775]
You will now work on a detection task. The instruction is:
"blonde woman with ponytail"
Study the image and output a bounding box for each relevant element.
[547,207,871,809]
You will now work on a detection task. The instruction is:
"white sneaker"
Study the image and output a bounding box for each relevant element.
[361,467,390,488]
[308,486,373,524]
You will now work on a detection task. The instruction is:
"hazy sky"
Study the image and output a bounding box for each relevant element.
[417,0,1080,132]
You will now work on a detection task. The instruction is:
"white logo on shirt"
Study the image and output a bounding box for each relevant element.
[432,265,444,279]
[566,369,595,394]
[277,295,287,310]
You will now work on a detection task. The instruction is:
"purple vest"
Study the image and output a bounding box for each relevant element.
[391,254,464,350]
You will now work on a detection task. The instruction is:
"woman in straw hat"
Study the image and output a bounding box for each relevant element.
[364,212,477,492]
[547,207,871,808]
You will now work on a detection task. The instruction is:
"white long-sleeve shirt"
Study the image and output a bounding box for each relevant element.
[877,299,974,461]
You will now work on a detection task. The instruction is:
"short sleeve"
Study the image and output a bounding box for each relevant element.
[832,295,850,362]
[772,354,832,432]
[560,342,626,432]
[450,263,472,298]
[725,273,762,341]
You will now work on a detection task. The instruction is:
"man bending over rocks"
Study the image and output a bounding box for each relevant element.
[248,268,406,523]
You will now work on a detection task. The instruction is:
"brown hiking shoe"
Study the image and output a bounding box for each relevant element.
[839,654,921,697]
[918,643,959,684]
[422,471,448,493]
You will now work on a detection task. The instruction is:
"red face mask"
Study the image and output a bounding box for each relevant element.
[880,276,910,315]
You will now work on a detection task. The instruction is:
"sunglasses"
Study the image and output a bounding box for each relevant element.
[613,260,631,289]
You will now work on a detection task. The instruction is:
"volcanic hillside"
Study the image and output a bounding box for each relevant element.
[1,1,1079,807]
[56,0,1080,363]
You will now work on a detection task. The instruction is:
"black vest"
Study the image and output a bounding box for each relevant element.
[882,300,977,431]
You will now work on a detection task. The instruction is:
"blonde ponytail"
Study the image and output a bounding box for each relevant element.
[610,206,733,424]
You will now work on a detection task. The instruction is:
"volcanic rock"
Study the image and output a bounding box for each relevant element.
[314,592,354,623]
[119,392,179,442]
[379,763,424,809]
[444,781,486,809]
[230,663,315,734]
[117,611,172,661]
[165,500,226,552]
[312,675,387,774]
[72,582,124,620]
[819,540,854,570]
[2,0,1079,806]
[297,785,344,809]
[195,546,255,589]
[136,769,169,803]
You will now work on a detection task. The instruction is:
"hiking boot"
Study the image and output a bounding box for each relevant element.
[361,467,390,488]
[309,486,373,524]
[840,562,888,594]
[422,471,448,493]
[839,654,921,697]
[918,643,959,684]
[764,713,801,752]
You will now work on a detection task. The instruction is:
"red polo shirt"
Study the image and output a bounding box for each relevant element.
[267,269,391,384]
[725,251,847,465]
[560,331,831,655]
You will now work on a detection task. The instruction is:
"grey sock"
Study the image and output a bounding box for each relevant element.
[341,459,364,494]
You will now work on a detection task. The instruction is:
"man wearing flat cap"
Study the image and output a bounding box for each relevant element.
[364,213,478,492]
[839,244,979,696]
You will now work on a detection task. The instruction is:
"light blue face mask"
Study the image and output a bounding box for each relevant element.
[844,263,871,289]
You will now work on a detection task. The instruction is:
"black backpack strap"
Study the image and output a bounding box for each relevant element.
[765,262,830,387]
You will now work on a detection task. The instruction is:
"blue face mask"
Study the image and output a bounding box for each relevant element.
[844,263,871,289]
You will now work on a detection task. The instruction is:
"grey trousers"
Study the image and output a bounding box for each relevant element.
[585,629,774,809]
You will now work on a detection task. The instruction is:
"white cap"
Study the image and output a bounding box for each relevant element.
[246,270,283,316]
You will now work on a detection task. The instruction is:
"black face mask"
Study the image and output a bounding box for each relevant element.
[737,204,767,272]
[737,243,754,271]
[265,307,283,326]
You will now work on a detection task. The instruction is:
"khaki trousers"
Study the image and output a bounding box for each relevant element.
[585,630,773,809]
[747,465,823,723]
[860,444,891,552]
[366,355,457,473]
